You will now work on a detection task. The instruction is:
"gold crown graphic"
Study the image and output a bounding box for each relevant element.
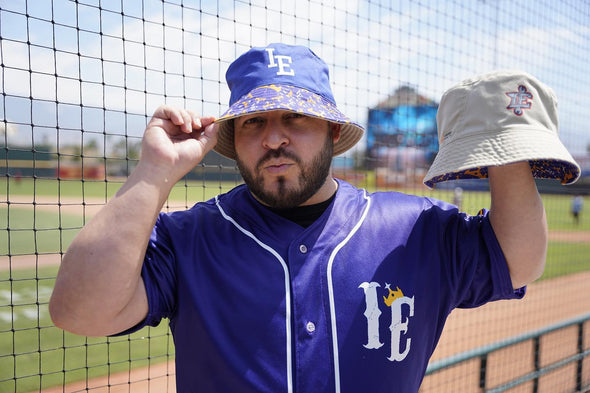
[383,286,404,307]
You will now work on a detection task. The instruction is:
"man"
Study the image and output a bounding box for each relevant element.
[50,44,575,392]
[571,195,583,225]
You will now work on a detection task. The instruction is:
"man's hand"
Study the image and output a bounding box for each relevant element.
[139,105,218,184]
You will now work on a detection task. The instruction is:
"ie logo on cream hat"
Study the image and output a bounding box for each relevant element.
[423,70,580,188]
[506,85,533,116]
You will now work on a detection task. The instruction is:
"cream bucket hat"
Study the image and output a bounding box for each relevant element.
[423,70,580,188]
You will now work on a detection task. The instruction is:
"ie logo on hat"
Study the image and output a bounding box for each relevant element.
[506,85,533,116]
[265,48,295,76]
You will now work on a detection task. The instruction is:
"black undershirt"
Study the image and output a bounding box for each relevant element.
[266,193,336,228]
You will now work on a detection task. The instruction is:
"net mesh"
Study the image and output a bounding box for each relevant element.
[1,0,589,391]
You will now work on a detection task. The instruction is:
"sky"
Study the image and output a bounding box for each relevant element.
[1,0,589,159]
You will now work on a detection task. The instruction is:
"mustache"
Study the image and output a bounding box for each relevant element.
[256,147,301,170]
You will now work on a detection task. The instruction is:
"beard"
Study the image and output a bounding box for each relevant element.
[236,132,334,209]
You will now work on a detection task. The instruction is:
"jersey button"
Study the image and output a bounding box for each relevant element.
[306,321,316,333]
[299,244,308,254]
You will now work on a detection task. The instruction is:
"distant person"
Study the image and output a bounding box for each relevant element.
[571,195,583,225]
[49,46,579,392]
[14,170,22,183]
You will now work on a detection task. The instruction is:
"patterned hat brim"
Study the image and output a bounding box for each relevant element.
[423,127,581,189]
[213,84,364,160]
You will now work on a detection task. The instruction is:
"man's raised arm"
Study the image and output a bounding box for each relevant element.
[49,106,218,337]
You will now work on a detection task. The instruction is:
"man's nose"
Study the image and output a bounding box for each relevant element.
[262,121,289,150]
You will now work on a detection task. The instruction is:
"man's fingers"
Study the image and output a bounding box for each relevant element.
[179,109,194,132]
[187,109,216,131]
[196,116,217,128]
[151,106,215,135]
[153,105,182,123]
[201,122,218,143]
[164,107,193,133]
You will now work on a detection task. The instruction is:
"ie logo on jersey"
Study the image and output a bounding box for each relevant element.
[359,282,415,362]
[505,85,533,116]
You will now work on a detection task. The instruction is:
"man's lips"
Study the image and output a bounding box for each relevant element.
[256,149,300,174]
[263,162,293,173]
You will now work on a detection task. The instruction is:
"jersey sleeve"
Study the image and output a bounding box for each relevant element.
[444,207,526,309]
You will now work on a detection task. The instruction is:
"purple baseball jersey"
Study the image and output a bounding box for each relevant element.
[122,179,524,392]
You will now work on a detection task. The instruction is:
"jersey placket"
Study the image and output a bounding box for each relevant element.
[287,232,335,392]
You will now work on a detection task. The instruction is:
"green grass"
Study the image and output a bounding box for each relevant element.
[382,185,590,231]
[540,193,590,231]
[0,267,174,393]
[542,241,590,279]
[0,207,84,256]
[2,177,123,200]
[1,176,241,204]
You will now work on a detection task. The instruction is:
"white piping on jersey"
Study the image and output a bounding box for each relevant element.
[215,196,293,393]
[327,190,372,393]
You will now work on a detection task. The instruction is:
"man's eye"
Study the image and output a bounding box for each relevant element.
[243,117,262,125]
[286,113,305,120]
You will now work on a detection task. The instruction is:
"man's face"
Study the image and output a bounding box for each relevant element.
[234,110,340,209]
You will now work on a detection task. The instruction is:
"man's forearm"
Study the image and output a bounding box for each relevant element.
[488,162,548,289]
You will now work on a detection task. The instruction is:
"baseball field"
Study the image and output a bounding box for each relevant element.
[1,177,589,392]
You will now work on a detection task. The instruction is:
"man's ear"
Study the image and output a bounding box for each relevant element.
[330,123,342,143]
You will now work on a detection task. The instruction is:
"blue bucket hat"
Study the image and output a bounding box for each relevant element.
[214,43,364,160]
